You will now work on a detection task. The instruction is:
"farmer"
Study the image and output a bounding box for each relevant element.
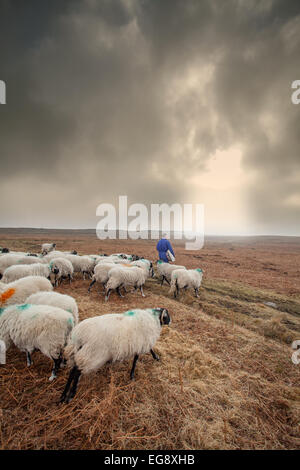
[156,233,175,263]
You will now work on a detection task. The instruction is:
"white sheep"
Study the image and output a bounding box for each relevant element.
[60,307,171,403]
[0,303,74,380]
[0,254,25,277]
[105,266,147,301]
[65,255,96,279]
[169,268,203,298]
[26,291,79,324]
[156,260,186,286]
[42,250,68,261]
[88,262,115,294]
[0,276,53,307]
[49,258,74,287]
[15,256,48,265]
[41,243,56,255]
[1,263,51,283]
[131,259,154,278]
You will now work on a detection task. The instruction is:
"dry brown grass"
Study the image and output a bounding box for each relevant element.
[0,232,300,449]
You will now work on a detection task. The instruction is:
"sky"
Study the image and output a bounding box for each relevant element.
[0,0,299,235]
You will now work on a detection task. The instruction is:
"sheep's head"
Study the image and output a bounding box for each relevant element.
[153,308,171,326]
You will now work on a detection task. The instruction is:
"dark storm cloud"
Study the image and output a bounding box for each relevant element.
[0,0,299,232]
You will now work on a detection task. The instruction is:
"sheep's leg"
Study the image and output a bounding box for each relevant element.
[49,354,63,381]
[68,274,72,284]
[60,366,78,403]
[26,351,33,367]
[65,367,81,403]
[105,289,112,302]
[160,276,164,286]
[130,354,139,380]
[116,286,124,298]
[194,288,199,298]
[88,279,96,292]
[140,285,145,297]
[162,275,170,286]
[150,349,160,361]
[100,282,106,294]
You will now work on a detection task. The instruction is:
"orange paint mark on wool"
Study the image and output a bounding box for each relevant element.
[0,288,15,305]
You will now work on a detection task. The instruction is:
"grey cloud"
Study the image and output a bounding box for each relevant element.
[0,0,299,233]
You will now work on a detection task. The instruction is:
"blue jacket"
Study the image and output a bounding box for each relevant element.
[156,238,175,263]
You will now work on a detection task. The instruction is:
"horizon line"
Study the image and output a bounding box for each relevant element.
[0,226,299,238]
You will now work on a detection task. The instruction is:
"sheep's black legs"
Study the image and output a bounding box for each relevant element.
[116,286,124,297]
[150,349,160,361]
[66,367,81,402]
[194,288,199,298]
[88,279,96,292]
[69,274,72,284]
[60,366,81,403]
[130,354,139,379]
[26,351,32,367]
[49,354,63,381]
[161,275,170,286]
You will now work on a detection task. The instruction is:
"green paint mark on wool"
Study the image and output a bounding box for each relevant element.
[49,261,54,269]
[157,260,163,264]
[196,268,203,273]
[17,304,31,311]
[0,308,5,315]
[68,317,74,326]
[124,310,135,316]
[67,308,73,314]
[151,309,160,317]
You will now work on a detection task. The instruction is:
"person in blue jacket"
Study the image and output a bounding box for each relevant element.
[156,233,175,263]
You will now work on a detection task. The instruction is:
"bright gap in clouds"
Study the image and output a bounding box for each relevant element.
[188,146,256,235]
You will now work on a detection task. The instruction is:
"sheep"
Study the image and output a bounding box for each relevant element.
[65,255,96,279]
[60,307,171,403]
[41,243,56,255]
[156,260,186,286]
[169,268,203,298]
[42,250,68,261]
[0,303,74,380]
[15,255,49,265]
[105,266,147,301]
[49,258,74,287]
[0,254,25,277]
[0,276,53,307]
[26,291,78,324]
[1,263,51,284]
[0,247,9,253]
[88,262,115,294]
[0,253,49,278]
[131,259,154,278]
